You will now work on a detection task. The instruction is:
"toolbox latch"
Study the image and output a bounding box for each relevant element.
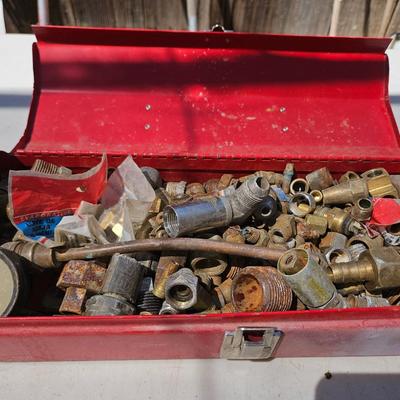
[220,327,282,360]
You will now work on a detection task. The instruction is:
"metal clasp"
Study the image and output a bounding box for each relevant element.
[220,327,283,360]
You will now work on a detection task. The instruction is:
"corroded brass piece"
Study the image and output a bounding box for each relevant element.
[339,171,359,184]
[346,294,390,308]
[165,181,187,198]
[217,174,234,190]
[305,167,334,190]
[185,182,206,197]
[221,302,235,313]
[59,287,87,315]
[366,174,398,198]
[242,227,269,246]
[310,190,323,204]
[304,214,328,235]
[296,221,320,240]
[223,226,245,244]
[290,178,309,194]
[269,215,296,243]
[346,233,384,250]
[204,178,220,194]
[314,207,361,235]
[322,179,369,205]
[350,198,373,222]
[319,232,347,252]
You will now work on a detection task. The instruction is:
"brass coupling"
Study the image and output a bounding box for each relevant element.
[322,179,369,205]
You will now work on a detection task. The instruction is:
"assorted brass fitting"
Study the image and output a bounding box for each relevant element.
[322,179,369,205]
[269,214,296,244]
[306,167,334,190]
[350,198,373,222]
[290,178,309,194]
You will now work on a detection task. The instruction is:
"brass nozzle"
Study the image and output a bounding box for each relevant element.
[322,179,368,205]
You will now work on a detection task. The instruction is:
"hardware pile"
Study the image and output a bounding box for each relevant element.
[2,161,400,317]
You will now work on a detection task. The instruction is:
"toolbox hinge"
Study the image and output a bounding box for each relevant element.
[220,327,283,360]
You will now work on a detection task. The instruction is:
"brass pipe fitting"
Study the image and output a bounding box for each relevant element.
[296,221,320,241]
[346,234,384,250]
[269,214,296,244]
[304,214,328,235]
[350,198,373,222]
[366,175,398,198]
[289,193,316,217]
[310,190,323,204]
[339,171,360,184]
[290,178,309,195]
[221,302,235,313]
[320,232,347,252]
[328,247,400,291]
[314,207,361,235]
[282,163,294,194]
[204,178,220,194]
[185,182,206,197]
[216,278,233,304]
[346,294,390,308]
[325,248,352,265]
[223,226,245,244]
[59,287,87,315]
[217,174,234,190]
[305,167,334,190]
[231,266,292,312]
[347,243,368,260]
[153,252,187,299]
[166,181,187,199]
[338,284,365,296]
[242,227,269,246]
[165,268,212,311]
[322,179,369,205]
[278,247,342,309]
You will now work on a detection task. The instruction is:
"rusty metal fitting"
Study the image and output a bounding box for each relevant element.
[298,242,328,269]
[231,266,292,312]
[267,239,289,251]
[223,225,245,244]
[387,222,400,237]
[101,254,144,303]
[1,241,56,269]
[347,243,368,260]
[328,247,400,291]
[289,192,316,217]
[295,234,306,246]
[185,182,206,197]
[153,252,186,299]
[278,247,339,309]
[165,181,187,199]
[339,171,360,183]
[141,166,162,189]
[314,207,361,235]
[338,284,366,296]
[31,159,72,176]
[282,163,295,194]
[351,198,373,222]
[361,168,389,179]
[56,260,106,293]
[216,278,233,305]
[221,302,236,313]
[310,189,323,204]
[346,294,390,308]
[165,268,212,311]
[296,222,320,241]
[242,227,269,246]
[322,179,369,205]
[269,214,296,244]
[325,248,352,265]
[346,234,384,250]
[84,293,135,316]
[225,266,241,280]
[290,178,309,195]
[159,300,180,315]
[320,232,347,253]
[366,174,398,198]
[305,167,334,190]
[204,178,220,194]
[217,174,234,190]
[191,253,228,276]
[304,214,328,235]
[194,270,213,289]
[254,171,283,185]
[59,287,87,315]
[253,196,278,226]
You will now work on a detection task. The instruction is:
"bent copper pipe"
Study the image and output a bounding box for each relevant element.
[57,238,284,264]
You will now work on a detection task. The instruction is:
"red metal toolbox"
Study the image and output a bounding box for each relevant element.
[1,25,400,361]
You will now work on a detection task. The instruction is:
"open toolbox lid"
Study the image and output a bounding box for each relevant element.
[13,25,400,171]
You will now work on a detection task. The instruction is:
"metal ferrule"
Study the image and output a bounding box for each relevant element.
[278,247,337,309]
[350,198,373,222]
[289,192,316,217]
[290,178,309,195]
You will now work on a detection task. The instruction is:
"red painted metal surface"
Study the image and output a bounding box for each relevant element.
[3,26,400,361]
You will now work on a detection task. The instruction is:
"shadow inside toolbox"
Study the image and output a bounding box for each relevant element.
[315,373,400,400]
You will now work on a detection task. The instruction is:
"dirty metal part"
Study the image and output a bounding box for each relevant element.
[347,243,368,260]
[204,178,220,194]
[59,287,87,315]
[56,260,106,293]
[1,241,56,269]
[185,182,206,197]
[155,187,173,207]
[84,293,135,316]
[319,232,348,253]
[310,189,323,204]
[101,254,144,302]
[306,167,334,190]
[166,181,187,199]
[290,178,309,195]
[221,302,236,313]
[322,179,369,205]
[298,242,328,269]
[216,277,233,304]
[141,166,162,189]
[338,284,366,296]
[278,247,339,309]
[269,214,296,244]
[191,251,228,276]
[165,268,212,311]
[218,174,234,190]
[346,294,390,308]
[295,234,306,246]
[232,266,292,312]
[131,252,159,272]
[0,249,30,316]
[223,225,245,244]
[242,227,269,246]
[339,171,360,184]
[163,196,232,237]
[282,163,294,194]
[305,214,328,235]
[154,229,169,239]
[350,198,373,222]
[54,238,286,267]
[257,171,283,185]
[314,207,361,235]
[325,248,352,265]
[137,291,163,314]
[159,300,180,315]
[153,252,187,299]
[31,159,72,176]
[226,266,241,280]
[346,233,384,250]
[267,240,289,251]
[296,222,320,241]
[148,197,162,215]
[194,270,213,289]
[211,275,222,286]
[366,174,398,198]
[361,168,389,179]
[289,192,316,217]
[253,196,278,226]
[328,247,400,291]
[387,222,400,237]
